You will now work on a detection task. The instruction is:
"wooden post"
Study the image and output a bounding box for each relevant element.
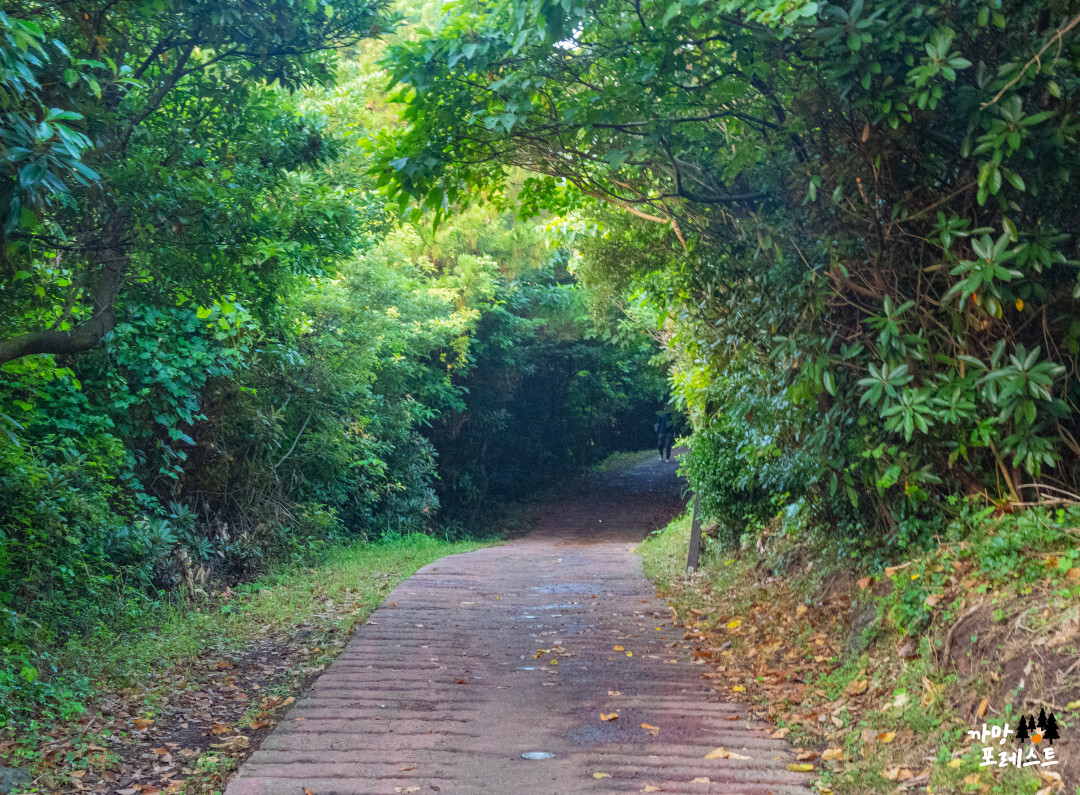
[686,493,703,571]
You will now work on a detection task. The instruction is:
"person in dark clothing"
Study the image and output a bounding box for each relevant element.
[654,411,675,461]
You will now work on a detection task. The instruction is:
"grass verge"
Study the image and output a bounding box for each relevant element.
[1,532,490,794]
[640,509,1078,795]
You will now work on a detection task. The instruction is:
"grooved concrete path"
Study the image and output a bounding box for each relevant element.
[227,457,813,794]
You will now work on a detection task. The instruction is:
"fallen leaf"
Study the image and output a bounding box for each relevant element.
[771,727,790,739]
[613,645,624,651]
[210,735,250,751]
[302,790,315,795]
[1038,770,1063,786]
[821,747,844,761]
[454,678,469,684]
[132,718,154,730]
[641,723,660,731]
[608,690,621,696]
[626,651,633,657]
[845,679,868,695]
[731,684,745,692]
[1066,699,1080,711]
[727,619,742,630]
[882,767,913,781]
[400,765,417,772]
[795,605,807,618]
[924,593,942,608]
[857,577,872,590]
[601,712,619,722]
[689,777,711,784]
[209,723,230,735]
[976,697,989,718]
[593,772,612,779]
[787,763,814,772]
[876,731,896,744]
[705,747,752,760]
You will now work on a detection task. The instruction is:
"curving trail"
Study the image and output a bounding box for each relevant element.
[226,455,812,794]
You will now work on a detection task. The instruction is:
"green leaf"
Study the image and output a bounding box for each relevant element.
[662,2,681,27]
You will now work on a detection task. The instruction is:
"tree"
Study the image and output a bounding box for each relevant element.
[377,0,1080,541]
[0,0,396,364]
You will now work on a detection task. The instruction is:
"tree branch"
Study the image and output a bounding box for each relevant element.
[0,257,125,364]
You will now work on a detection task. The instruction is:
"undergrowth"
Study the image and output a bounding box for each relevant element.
[0,532,488,735]
[641,504,1080,795]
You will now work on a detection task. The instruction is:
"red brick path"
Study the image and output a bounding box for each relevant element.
[226,456,813,794]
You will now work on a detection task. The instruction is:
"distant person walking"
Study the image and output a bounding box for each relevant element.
[654,411,674,461]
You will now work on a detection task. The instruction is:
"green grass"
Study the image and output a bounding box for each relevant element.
[2,533,490,732]
[83,533,488,684]
[588,448,656,474]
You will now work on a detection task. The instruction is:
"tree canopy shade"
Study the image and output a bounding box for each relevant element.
[0,0,396,364]
[0,13,668,719]
[377,0,1080,541]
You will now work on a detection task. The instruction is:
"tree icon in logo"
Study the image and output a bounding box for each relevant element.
[1015,716,1030,743]
[1014,708,1060,745]
[1044,712,1060,745]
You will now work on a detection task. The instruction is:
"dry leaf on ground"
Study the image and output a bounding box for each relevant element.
[705,747,751,760]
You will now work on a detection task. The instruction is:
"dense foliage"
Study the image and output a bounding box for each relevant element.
[0,5,664,720]
[378,0,1080,551]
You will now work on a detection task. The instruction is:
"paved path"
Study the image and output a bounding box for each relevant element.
[227,457,813,794]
